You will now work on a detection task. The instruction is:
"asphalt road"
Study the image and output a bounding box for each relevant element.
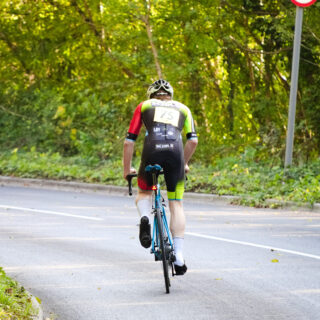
[0,185,319,320]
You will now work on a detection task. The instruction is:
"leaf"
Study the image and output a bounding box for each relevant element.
[53,106,66,119]
[271,259,279,263]
[36,297,42,304]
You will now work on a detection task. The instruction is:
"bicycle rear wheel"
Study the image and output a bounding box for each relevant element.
[156,208,170,293]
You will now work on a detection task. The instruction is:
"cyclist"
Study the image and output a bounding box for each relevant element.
[123,79,198,275]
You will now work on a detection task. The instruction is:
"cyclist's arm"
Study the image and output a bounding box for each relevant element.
[123,140,135,179]
[184,138,198,165]
[183,106,198,167]
[123,103,143,179]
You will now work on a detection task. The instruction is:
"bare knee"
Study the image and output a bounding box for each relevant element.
[169,200,183,214]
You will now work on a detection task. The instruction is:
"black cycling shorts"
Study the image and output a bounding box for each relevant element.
[137,146,185,200]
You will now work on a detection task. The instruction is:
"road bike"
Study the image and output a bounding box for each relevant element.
[127,165,176,294]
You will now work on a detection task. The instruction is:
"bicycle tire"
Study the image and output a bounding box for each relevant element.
[156,208,170,293]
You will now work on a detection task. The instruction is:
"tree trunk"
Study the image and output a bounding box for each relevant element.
[142,15,162,79]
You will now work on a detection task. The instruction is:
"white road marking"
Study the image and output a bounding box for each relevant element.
[186,232,320,260]
[0,205,103,221]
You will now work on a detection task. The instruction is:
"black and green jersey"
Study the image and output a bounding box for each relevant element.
[126,99,197,200]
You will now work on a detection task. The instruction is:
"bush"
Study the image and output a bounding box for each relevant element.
[1,149,319,207]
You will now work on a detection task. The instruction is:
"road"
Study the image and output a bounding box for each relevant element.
[0,185,319,320]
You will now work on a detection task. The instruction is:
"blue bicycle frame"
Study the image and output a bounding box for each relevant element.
[127,164,175,292]
[150,176,174,259]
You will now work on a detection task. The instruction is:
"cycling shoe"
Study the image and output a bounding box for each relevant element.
[174,263,187,276]
[139,216,151,248]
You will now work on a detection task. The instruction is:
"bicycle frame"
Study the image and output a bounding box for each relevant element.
[126,168,173,255]
[151,179,173,258]
[127,165,175,293]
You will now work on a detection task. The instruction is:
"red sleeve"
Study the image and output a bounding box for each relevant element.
[126,102,143,141]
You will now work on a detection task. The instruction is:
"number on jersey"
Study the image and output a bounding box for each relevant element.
[154,107,180,127]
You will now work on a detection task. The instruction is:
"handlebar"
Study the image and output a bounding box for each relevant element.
[126,164,187,196]
[126,173,137,196]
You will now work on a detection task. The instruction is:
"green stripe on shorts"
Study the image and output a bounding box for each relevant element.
[167,180,185,200]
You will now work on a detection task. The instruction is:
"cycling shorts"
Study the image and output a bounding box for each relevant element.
[138,146,185,201]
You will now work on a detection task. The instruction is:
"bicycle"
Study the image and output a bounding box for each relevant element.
[127,164,176,294]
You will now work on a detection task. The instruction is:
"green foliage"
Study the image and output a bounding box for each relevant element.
[0,267,37,320]
[0,0,319,163]
[0,88,127,158]
[0,149,319,207]
[0,149,126,185]
[188,147,320,206]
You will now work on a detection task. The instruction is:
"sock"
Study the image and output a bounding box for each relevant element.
[136,198,151,222]
[173,237,184,266]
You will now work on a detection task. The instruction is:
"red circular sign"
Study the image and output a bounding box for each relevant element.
[291,0,317,7]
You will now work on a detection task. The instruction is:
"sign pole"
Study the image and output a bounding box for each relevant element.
[284,6,304,167]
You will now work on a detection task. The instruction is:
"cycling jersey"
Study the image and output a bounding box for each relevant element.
[126,99,197,200]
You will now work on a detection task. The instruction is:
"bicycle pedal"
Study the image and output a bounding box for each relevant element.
[171,263,176,277]
[169,252,176,263]
[154,251,161,261]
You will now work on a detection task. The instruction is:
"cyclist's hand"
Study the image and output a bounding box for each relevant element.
[124,167,137,180]
[184,164,190,174]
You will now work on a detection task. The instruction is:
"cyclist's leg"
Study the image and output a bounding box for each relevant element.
[168,189,186,269]
[136,190,152,248]
[163,156,185,237]
[163,160,187,274]
[168,200,185,238]
[136,165,153,248]
[136,156,153,218]
[136,152,156,216]
[167,179,185,238]
[136,189,152,219]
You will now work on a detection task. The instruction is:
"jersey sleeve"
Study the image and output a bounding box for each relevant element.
[184,107,197,140]
[126,103,143,141]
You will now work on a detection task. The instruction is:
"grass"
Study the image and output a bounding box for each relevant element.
[188,154,320,207]
[0,149,319,207]
[0,268,38,320]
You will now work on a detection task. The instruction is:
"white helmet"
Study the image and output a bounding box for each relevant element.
[147,79,174,99]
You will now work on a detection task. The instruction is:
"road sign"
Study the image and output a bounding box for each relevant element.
[291,0,317,7]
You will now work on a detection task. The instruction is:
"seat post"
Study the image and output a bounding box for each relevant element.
[152,172,158,186]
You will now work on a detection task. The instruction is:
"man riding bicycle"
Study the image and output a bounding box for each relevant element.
[123,79,198,275]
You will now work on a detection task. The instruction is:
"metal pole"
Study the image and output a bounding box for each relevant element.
[285,6,304,167]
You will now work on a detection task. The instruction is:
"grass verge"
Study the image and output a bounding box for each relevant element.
[0,267,38,320]
[0,149,319,207]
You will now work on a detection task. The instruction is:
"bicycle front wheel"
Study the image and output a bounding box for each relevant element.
[156,208,170,294]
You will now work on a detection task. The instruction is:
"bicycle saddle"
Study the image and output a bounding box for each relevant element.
[145,164,162,173]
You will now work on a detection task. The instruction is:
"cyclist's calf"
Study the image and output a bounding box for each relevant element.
[169,200,185,238]
[136,190,152,218]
